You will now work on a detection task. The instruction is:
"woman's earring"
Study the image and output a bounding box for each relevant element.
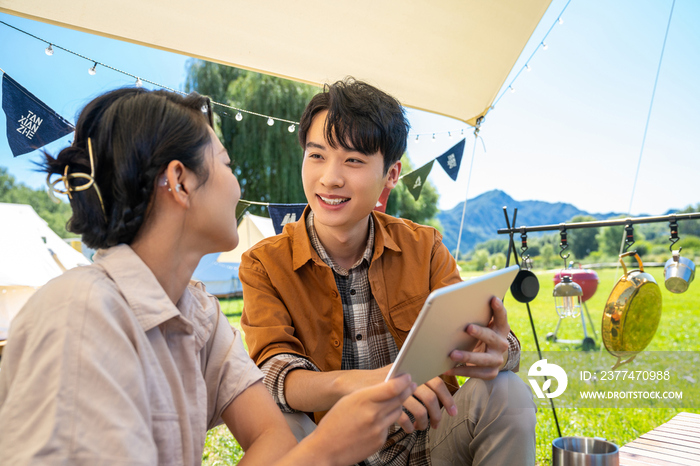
[175,184,182,193]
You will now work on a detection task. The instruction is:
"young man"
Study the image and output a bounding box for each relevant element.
[240,78,536,465]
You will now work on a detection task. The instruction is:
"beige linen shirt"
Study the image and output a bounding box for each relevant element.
[0,244,262,465]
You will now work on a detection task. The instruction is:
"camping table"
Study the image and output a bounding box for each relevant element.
[619,412,700,465]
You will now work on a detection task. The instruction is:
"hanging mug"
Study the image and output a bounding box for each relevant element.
[511,257,540,303]
[664,249,695,294]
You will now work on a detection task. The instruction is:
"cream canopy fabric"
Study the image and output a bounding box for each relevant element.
[0,0,551,125]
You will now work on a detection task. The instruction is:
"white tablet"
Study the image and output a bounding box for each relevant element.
[385,265,519,387]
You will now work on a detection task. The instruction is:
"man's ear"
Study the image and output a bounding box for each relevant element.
[384,160,401,189]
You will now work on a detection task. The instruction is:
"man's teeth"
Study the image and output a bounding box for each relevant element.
[320,196,349,205]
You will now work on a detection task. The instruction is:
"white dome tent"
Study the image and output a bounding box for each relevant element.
[0,202,90,341]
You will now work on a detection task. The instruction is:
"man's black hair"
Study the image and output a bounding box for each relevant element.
[298,78,410,174]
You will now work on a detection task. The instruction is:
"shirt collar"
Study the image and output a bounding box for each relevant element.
[291,207,402,270]
[306,211,374,276]
[94,244,190,332]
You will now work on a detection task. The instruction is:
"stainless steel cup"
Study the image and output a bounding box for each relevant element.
[665,250,695,294]
[552,437,619,466]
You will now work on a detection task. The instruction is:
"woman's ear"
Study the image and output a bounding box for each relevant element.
[384,160,402,189]
[164,160,190,208]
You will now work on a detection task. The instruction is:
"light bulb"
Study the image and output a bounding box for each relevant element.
[542,42,548,50]
[88,63,97,75]
[45,44,54,56]
[448,131,452,139]
[235,112,243,121]
[135,77,143,88]
[558,17,564,25]
[525,64,531,72]
[267,117,275,126]
[414,135,419,144]
[562,296,574,317]
[431,133,436,142]
[509,86,515,93]
[288,124,295,133]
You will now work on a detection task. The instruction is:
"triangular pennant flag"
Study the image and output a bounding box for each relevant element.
[401,160,435,201]
[236,200,252,224]
[268,203,307,234]
[374,187,392,213]
[2,73,74,157]
[436,138,466,181]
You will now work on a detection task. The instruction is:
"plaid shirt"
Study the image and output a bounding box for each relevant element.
[261,212,520,466]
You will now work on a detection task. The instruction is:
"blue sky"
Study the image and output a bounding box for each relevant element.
[1,0,699,217]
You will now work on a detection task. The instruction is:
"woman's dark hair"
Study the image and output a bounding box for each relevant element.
[298,78,410,174]
[43,88,214,249]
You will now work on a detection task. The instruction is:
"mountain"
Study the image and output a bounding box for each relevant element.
[437,190,623,256]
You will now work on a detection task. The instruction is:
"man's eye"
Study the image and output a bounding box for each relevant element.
[309,153,322,159]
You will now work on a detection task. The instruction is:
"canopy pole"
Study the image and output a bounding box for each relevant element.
[453,117,484,259]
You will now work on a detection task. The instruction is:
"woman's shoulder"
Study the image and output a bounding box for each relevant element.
[11,264,122,332]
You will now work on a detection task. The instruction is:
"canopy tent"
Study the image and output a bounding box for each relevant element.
[0,202,90,340]
[192,213,274,297]
[0,0,551,125]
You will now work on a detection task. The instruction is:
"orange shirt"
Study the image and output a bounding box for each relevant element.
[240,208,463,405]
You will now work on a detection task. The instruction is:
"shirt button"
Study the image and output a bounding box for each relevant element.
[350,289,356,296]
[356,334,363,341]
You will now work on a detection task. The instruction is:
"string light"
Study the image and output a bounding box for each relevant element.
[448,131,452,138]
[135,77,143,87]
[491,0,572,110]
[415,135,420,143]
[432,133,436,142]
[288,124,295,133]
[0,20,301,131]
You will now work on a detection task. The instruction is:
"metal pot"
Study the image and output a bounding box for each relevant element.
[511,268,540,303]
[664,250,695,294]
[552,437,619,466]
[602,251,662,369]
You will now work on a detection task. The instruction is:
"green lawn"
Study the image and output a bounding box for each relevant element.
[204,266,700,465]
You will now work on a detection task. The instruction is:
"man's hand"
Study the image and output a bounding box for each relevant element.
[445,296,510,380]
[402,376,458,431]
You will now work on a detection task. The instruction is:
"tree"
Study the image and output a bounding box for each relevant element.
[385,155,441,227]
[0,166,72,238]
[185,61,317,214]
[471,249,489,271]
[566,215,599,259]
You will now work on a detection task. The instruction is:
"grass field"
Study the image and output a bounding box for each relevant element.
[203,266,700,465]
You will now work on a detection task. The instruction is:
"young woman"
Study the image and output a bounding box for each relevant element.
[0,88,414,465]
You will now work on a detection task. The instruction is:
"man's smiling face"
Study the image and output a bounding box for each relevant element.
[301,110,400,233]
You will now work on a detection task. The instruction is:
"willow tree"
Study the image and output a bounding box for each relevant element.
[185,61,317,214]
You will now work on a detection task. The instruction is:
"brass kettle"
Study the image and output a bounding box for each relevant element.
[602,251,662,369]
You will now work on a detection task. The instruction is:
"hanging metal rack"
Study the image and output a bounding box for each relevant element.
[497,212,700,236]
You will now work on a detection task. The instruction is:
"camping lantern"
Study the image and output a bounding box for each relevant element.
[553,275,583,318]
